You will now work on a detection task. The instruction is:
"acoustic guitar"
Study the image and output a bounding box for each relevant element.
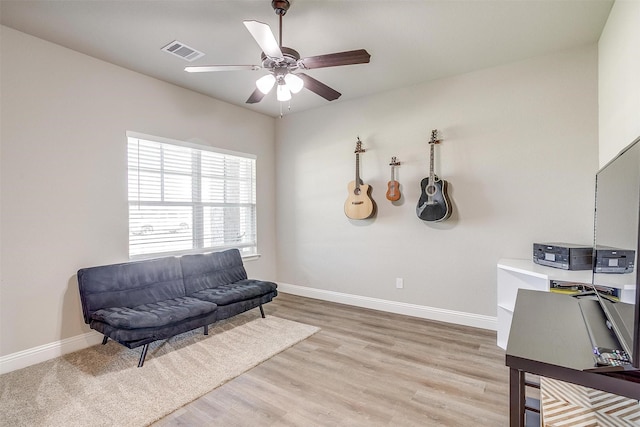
[344,138,375,219]
[386,156,401,201]
[416,130,452,222]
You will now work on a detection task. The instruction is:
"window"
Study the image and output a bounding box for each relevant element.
[127,132,257,258]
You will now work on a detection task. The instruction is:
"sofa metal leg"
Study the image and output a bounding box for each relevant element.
[204,324,209,335]
[138,344,149,368]
[102,336,108,345]
[259,304,265,318]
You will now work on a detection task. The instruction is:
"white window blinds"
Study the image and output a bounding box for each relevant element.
[127,133,257,258]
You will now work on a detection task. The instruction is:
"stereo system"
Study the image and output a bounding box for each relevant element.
[533,242,635,273]
[594,246,635,273]
[533,242,593,270]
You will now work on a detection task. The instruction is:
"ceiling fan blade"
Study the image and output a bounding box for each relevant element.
[243,20,283,60]
[185,65,261,73]
[299,49,371,70]
[246,88,267,104]
[297,73,341,101]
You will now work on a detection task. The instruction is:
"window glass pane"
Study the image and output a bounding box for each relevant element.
[201,205,256,249]
[164,172,192,202]
[201,176,225,203]
[129,205,193,257]
[163,144,192,174]
[138,170,162,201]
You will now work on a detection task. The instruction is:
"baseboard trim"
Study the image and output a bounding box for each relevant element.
[0,331,103,375]
[277,283,497,331]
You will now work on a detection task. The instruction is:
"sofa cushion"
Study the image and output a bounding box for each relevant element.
[180,249,248,294]
[78,256,186,324]
[189,279,277,306]
[91,296,217,329]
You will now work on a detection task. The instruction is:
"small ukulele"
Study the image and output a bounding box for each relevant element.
[386,157,401,201]
[344,138,375,220]
[416,130,452,222]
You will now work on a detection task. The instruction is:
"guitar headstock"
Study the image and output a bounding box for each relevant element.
[355,137,365,153]
[429,129,441,145]
[389,156,401,166]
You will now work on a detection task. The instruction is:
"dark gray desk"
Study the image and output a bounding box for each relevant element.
[505,289,640,426]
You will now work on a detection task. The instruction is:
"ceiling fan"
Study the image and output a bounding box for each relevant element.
[185,0,371,105]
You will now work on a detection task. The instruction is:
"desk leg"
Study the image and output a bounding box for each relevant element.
[509,368,525,427]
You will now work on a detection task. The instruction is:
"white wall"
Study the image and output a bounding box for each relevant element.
[0,26,277,361]
[598,0,640,166]
[275,46,599,324]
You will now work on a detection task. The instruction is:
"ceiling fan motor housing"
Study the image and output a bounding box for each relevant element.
[261,46,300,71]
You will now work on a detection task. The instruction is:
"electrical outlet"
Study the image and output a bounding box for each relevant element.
[396,278,403,289]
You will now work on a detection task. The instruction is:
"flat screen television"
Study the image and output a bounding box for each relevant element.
[592,136,640,370]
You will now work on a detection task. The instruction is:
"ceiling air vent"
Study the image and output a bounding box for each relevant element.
[161,40,205,62]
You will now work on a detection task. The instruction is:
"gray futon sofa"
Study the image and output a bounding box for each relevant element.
[77,249,277,367]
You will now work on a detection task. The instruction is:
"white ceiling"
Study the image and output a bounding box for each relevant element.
[0,0,613,118]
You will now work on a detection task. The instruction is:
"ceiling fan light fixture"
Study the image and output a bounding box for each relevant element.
[276,83,292,102]
[284,73,304,94]
[256,74,276,94]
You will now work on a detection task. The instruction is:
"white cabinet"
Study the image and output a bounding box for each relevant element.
[496,259,592,349]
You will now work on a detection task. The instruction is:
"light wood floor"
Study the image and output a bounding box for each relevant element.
[153,293,509,426]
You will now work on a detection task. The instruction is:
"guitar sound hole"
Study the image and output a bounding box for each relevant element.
[425,185,437,196]
[354,188,361,196]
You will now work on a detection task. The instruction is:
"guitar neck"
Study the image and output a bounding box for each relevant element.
[355,152,361,186]
[429,143,435,181]
[388,156,400,183]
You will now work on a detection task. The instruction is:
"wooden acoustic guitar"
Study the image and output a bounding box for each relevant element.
[386,156,401,201]
[416,130,452,222]
[344,138,375,219]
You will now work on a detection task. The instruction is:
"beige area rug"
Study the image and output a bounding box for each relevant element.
[0,314,319,427]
